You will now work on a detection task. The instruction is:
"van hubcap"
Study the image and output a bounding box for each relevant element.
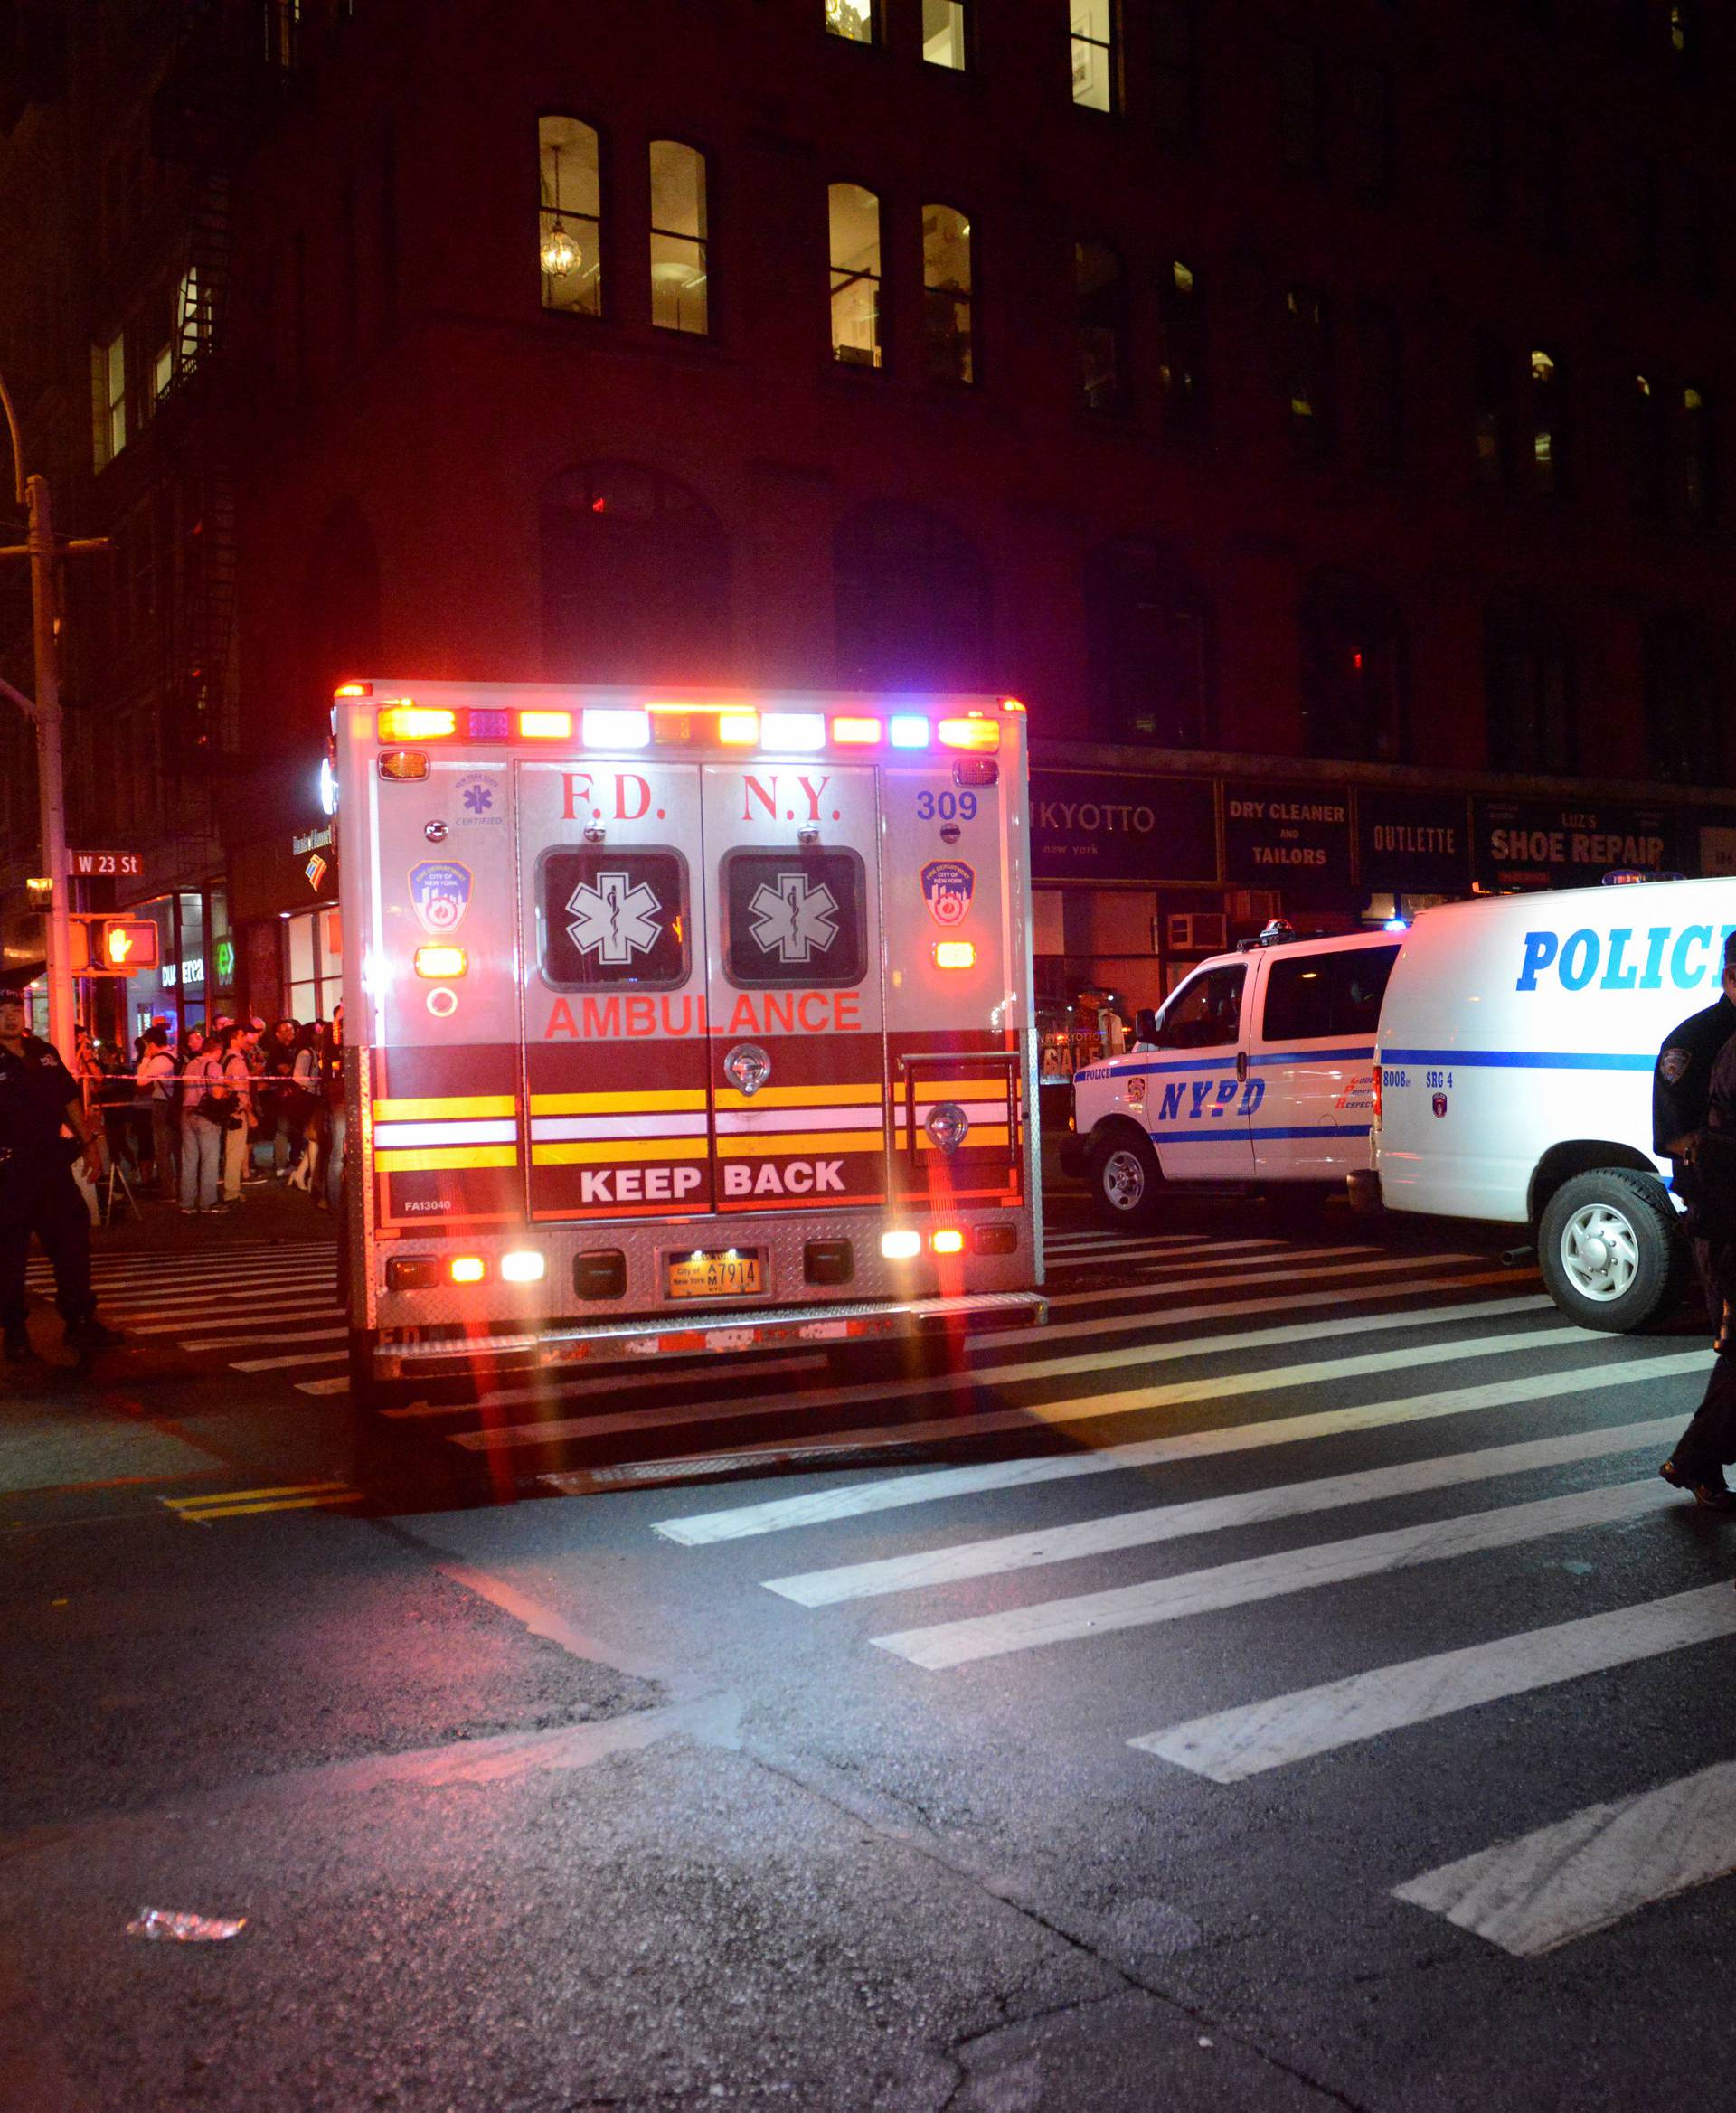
[1101,1149,1146,1212]
[1561,1203,1639,1302]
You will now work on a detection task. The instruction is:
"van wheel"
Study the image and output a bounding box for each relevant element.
[1537,1170,1686,1333]
[1090,1131,1163,1231]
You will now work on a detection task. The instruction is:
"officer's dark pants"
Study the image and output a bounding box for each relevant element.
[1671,1237,1736,1476]
[0,1161,95,1332]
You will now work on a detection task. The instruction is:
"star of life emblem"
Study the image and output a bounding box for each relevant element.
[748,874,838,965]
[566,872,664,965]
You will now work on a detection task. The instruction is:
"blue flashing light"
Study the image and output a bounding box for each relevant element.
[1383,918,1409,933]
[889,714,930,750]
[467,708,512,739]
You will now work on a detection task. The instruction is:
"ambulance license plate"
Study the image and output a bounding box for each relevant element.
[666,1250,763,1300]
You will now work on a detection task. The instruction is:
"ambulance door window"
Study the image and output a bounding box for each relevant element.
[537,848,690,990]
[1150,963,1255,1180]
[718,848,866,988]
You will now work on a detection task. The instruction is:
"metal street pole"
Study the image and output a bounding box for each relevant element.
[25,474,76,1060]
[0,369,106,1061]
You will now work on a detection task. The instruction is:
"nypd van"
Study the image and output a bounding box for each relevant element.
[1063,926,1402,1226]
[1368,877,1736,1331]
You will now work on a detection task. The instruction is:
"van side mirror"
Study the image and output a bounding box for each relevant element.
[1134,1008,1158,1046]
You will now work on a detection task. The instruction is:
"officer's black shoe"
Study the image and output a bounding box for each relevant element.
[1659,1458,1736,1511]
[63,1317,123,1352]
[4,1324,33,1364]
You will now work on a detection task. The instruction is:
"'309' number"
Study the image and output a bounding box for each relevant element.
[915,789,977,822]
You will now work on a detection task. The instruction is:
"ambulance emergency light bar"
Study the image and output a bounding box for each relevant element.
[346,684,1022,754]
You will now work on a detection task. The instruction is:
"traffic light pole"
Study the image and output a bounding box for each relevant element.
[0,370,107,1061]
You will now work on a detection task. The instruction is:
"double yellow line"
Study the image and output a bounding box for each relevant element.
[163,1481,366,1524]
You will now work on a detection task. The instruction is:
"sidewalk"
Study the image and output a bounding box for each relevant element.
[85,1176,335,1255]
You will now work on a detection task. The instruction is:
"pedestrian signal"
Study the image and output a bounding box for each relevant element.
[93,920,159,972]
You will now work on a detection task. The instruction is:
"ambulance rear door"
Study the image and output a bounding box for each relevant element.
[518,754,713,1222]
[701,759,889,1214]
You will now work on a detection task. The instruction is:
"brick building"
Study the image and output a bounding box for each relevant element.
[3,0,1733,1042]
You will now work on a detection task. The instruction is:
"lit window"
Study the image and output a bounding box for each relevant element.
[1076,240,1126,413]
[922,0,968,68]
[1529,347,1564,495]
[1071,2,1118,113]
[1156,259,1203,430]
[539,116,602,316]
[826,0,875,43]
[1285,286,1333,448]
[828,183,882,368]
[922,205,973,384]
[648,141,708,335]
[92,333,127,469]
[176,264,208,369]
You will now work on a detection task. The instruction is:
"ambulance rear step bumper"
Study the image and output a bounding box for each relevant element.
[374,1290,1047,1378]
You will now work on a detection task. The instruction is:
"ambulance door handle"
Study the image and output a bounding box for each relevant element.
[1236,1051,1248,1083]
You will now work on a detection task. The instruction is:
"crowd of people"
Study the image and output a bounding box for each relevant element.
[72,1004,344,1217]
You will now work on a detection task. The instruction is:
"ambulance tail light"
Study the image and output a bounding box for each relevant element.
[414,945,467,978]
[582,708,651,748]
[938,715,1000,752]
[500,1250,546,1284]
[999,695,1026,713]
[448,1256,486,1284]
[973,1223,1019,1256]
[952,756,998,787]
[377,704,456,740]
[933,940,976,970]
[929,1227,965,1255]
[378,749,429,781]
[1372,1063,1383,1132]
[831,715,882,745]
[335,682,373,698]
[880,1230,921,1260]
[517,709,573,740]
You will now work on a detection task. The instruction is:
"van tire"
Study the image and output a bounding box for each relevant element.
[1537,1170,1686,1333]
[1089,1129,1164,1231]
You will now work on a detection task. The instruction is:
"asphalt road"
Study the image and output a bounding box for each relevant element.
[5,1187,1736,2112]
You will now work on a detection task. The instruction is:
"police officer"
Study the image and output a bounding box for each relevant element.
[1655,929,1736,1506]
[0,990,120,1363]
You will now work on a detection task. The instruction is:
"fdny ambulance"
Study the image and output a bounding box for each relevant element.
[1369,876,1736,1332]
[1063,926,1401,1226]
[331,682,1043,1400]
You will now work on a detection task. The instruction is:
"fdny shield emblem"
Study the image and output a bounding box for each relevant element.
[409,860,473,935]
[920,859,975,927]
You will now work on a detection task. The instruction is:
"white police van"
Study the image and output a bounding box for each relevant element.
[1063,924,1403,1228]
[1367,877,1736,1332]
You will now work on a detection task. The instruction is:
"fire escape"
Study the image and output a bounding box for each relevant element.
[147,2,293,769]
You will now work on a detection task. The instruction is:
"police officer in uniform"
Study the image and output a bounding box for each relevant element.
[1655,930,1736,1505]
[0,989,120,1363]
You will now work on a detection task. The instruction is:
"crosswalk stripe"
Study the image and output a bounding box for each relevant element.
[1046,1236,1285,1263]
[654,1349,1708,1545]
[456,1295,1555,1457]
[1134,1583,1736,1783]
[384,1351,829,1421]
[178,1326,349,1352]
[92,1276,333,1316]
[871,1477,1680,1670]
[228,1349,350,1373]
[32,1251,333,1285]
[129,1306,344,1336]
[765,1417,1682,1607]
[1045,1251,1478,1311]
[297,1375,353,1397]
[1392,1758,1736,1957]
[451,1276,1545,1462]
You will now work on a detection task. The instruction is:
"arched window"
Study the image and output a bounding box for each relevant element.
[834,500,988,687]
[1644,611,1724,784]
[1076,239,1127,413]
[540,465,730,682]
[1298,572,1405,763]
[1084,541,1211,748]
[1485,597,1574,772]
[648,141,708,335]
[921,204,973,384]
[539,117,602,316]
[829,184,882,367]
